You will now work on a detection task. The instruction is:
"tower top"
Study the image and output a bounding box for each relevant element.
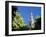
[29,11,35,29]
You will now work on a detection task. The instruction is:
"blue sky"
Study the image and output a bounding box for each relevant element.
[15,6,41,24]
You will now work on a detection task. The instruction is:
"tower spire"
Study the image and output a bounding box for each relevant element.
[29,11,35,29]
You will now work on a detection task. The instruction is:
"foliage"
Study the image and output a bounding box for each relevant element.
[12,11,29,31]
[32,16,41,30]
